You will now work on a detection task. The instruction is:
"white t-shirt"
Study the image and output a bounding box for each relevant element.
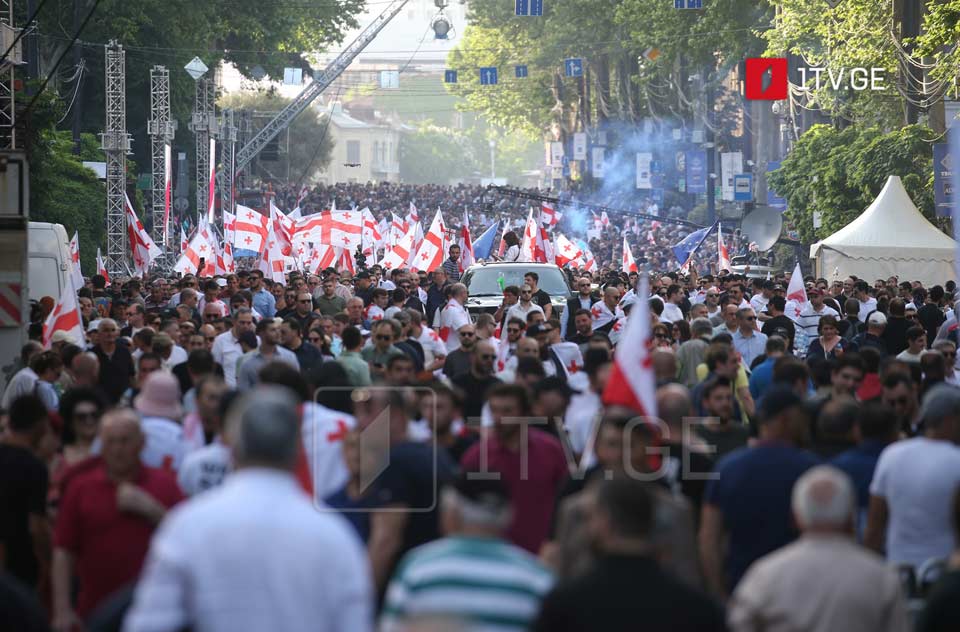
[439,299,471,353]
[140,416,186,472]
[301,402,356,502]
[870,437,960,567]
[505,302,544,328]
[564,390,602,457]
[178,440,231,496]
[858,297,878,323]
[660,302,684,324]
[364,304,385,323]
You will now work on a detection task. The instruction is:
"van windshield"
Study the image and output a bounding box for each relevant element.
[29,257,62,301]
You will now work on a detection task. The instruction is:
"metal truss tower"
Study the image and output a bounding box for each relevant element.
[0,0,17,149]
[219,108,236,221]
[100,41,131,274]
[189,77,217,224]
[148,66,176,265]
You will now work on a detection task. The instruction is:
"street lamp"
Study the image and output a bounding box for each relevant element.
[489,139,496,180]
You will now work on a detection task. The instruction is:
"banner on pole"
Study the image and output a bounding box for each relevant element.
[636,152,653,189]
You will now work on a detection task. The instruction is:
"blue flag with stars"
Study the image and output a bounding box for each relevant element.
[671,223,715,267]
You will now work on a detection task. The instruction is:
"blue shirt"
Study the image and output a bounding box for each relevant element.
[831,439,888,511]
[748,357,776,401]
[732,329,767,367]
[705,442,819,590]
[252,288,276,318]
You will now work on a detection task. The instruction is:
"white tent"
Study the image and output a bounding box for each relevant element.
[810,175,956,286]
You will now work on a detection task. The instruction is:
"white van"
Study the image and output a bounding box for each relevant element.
[28,221,71,301]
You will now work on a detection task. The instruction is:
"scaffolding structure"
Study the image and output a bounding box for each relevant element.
[0,0,17,149]
[189,77,217,225]
[219,108,236,221]
[100,41,131,274]
[148,66,176,265]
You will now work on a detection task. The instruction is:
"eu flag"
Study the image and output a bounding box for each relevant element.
[671,224,715,266]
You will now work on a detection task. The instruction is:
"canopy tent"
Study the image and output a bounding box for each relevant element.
[810,176,956,286]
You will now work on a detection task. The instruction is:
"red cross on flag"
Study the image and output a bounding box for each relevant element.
[180,225,189,254]
[580,241,598,273]
[603,274,657,417]
[718,221,731,272]
[68,232,84,290]
[554,233,583,267]
[233,205,270,253]
[125,194,163,276]
[600,211,610,228]
[307,244,338,275]
[382,222,418,270]
[410,209,447,272]
[96,248,111,285]
[407,201,420,224]
[297,184,310,208]
[458,210,475,272]
[42,272,84,348]
[270,201,295,256]
[361,207,381,264]
[519,209,548,263]
[257,225,286,283]
[539,202,561,227]
[222,210,237,245]
[785,261,808,318]
[337,247,355,275]
[174,228,215,276]
[622,235,638,274]
[407,221,425,267]
[293,210,362,251]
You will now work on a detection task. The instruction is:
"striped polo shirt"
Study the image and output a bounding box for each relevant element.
[380,535,554,632]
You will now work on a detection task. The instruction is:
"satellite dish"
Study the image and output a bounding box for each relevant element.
[740,206,783,251]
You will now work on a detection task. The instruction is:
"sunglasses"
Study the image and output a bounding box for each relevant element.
[376,335,392,341]
[299,299,312,304]
[460,332,475,337]
[706,293,718,298]
[743,316,757,321]
[654,333,669,339]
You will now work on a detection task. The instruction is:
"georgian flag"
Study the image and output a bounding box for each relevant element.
[555,234,583,267]
[42,272,84,348]
[539,202,561,227]
[297,184,310,208]
[520,208,547,263]
[382,223,417,270]
[551,341,584,376]
[497,219,511,258]
[622,236,638,273]
[270,200,295,256]
[577,239,598,273]
[407,201,420,224]
[308,244,338,275]
[718,222,731,272]
[180,225,189,254]
[257,225,286,283]
[410,209,446,272]
[361,207,381,264]
[600,211,610,228]
[458,210,476,271]
[96,248,110,285]
[125,194,163,276]
[337,247,355,275]
[288,207,303,221]
[603,273,657,418]
[294,209,362,251]
[68,232,84,290]
[591,300,617,331]
[785,261,808,318]
[174,227,215,276]
[439,298,470,352]
[233,205,270,254]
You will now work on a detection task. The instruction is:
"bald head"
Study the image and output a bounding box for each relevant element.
[656,383,693,430]
[100,408,144,476]
[517,337,540,358]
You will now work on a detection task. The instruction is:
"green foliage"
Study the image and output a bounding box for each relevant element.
[400,123,478,184]
[914,1,960,86]
[768,124,938,245]
[220,90,334,184]
[29,0,364,171]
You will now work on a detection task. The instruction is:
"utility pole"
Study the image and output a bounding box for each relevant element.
[148,66,176,267]
[71,0,83,153]
[100,41,131,274]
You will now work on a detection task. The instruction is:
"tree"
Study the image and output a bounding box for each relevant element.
[399,123,480,184]
[768,124,937,245]
[220,90,334,185]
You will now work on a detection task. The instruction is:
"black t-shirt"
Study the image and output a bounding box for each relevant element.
[451,373,502,421]
[918,569,960,632]
[94,344,135,404]
[762,315,796,351]
[531,289,552,312]
[918,303,946,347]
[0,445,48,587]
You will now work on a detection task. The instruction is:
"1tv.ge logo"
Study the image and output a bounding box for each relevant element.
[745,57,887,100]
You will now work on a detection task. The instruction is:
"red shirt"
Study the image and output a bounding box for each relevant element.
[54,463,183,616]
[461,428,568,553]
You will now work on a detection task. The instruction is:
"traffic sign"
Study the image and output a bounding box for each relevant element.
[184,57,208,80]
[479,67,498,85]
[734,173,753,201]
[674,0,702,7]
[444,70,458,83]
[515,65,528,78]
[564,58,583,78]
[516,0,543,15]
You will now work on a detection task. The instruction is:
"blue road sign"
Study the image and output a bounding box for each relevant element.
[479,67,498,85]
[766,161,787,211]
[530,0,543,16]
[515,65,528,78]
[444,70,457,84]
[515,0,528,15]
[516,0,542,16]
[674,0,702,7]
[564,58,583,78]
[734,173,753,202]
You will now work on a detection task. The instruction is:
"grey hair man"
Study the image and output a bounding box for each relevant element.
[676,318,715,387]
[730,466,908,632]
[125,387,373,631]
[380,476,552,631]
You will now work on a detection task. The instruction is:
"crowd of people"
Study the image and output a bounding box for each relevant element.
[6,235,960,631]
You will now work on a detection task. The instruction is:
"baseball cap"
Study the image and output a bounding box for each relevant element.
[867,312,887,327]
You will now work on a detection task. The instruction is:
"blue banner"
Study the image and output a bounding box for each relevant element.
[671,223,715,266]
[685,150,707,194]
[473,221,500,260]
[934,143,954,217]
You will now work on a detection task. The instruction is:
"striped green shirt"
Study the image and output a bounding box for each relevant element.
[380,535,554,632]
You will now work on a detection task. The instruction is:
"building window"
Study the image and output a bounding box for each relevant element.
[347,140,361,165]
